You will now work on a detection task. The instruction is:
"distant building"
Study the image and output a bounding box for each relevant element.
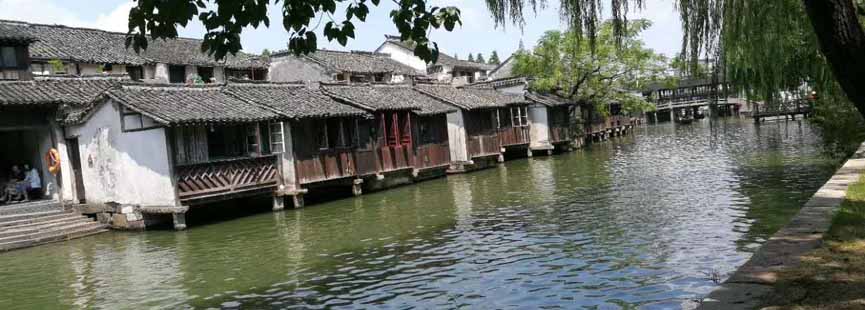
[375,35,495,85]
[268,49,422,83]
[0,20,267,83]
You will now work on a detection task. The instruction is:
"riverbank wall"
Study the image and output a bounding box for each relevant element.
[696,141,865,310]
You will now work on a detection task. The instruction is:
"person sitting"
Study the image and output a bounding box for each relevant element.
[17,164,41,202]
[1,165,24,203]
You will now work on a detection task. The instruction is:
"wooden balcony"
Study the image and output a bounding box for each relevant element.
[499,126,530,147]
[296,148,356,185]
[175,155,280,203]
[414,142,451,170]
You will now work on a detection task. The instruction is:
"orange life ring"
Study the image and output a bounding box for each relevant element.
[46,148,61,175]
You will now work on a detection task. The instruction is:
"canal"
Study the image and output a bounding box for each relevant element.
[0,119,844,309]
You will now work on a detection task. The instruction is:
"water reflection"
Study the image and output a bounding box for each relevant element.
[0,119,842,309]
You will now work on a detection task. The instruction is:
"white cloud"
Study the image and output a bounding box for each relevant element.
[0,0,132,32]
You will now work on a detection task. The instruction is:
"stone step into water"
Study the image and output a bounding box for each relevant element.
[0,220,104,245]
[0,212,82,229]
[0,210,65,224]
[0,216,95,239]
[0,225,109,252]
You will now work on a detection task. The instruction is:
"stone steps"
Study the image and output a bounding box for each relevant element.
[0,209,65,224]
[0,225,108,252]
[0,208,109,252]
[0,216,95,239]
[0,212,80,229]
[0,220,103,244]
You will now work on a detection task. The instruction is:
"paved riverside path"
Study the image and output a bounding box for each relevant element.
[696,142,865,310]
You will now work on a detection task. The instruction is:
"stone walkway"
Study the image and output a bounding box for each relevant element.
[696,142,865,310]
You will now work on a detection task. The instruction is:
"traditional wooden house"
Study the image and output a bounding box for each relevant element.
[320,83,457,189]
[63,83,287,230]
[268,49,421,83]
[414,83,528,172]
[224,82,370,198]
[375,35,495,85]
[0,20,267,83]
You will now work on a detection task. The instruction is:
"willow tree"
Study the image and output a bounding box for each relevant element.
[511,20,664,120]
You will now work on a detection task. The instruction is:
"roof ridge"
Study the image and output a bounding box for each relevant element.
[0,19,208,43]
[118,83,225,91]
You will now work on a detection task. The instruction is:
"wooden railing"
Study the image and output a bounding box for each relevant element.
[175,155,279,202]
[467,133,501,159]
[296,149,356,185]
[499,126,530,147]
[414,143,451,170]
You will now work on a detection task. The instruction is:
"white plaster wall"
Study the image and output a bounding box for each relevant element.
[281,121,298,191]
[214,66,226,83]
[144,65,156,80]
[66,100,177,207]
[446,111,469,162]
[184,65,196,81]
[268,55,332,82]
[376,42,427,71]
[529,105,553,150]
[154,63,169,82]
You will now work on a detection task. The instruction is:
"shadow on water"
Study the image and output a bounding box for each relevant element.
[0,118,846,310]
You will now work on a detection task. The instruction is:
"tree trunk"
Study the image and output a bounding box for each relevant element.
[803,0,865,117]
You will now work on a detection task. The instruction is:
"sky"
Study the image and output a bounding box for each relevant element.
[0,0,684,59]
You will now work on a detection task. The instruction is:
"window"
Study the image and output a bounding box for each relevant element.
[198,66,214,83]
[419,116,446,144]
[120,106,159,132]
[318,118,354,150]
[269,122,285,153]
[0,47,18,68]
[245,125,261,155]
[381,112,411,147]
[127,66,143,81]
[169,65,185,83]
[509,106,529,127]
[102,63,113,72]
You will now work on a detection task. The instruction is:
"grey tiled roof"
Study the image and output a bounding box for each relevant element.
[0,22,36,44]
[106,84,281,125]
[0,20,265,68]
[273,49,421,75]
[225,82,367,119]
[526,92,575,107]
[320,83,455,115]
[370,85,457,115]
[414,83,524,110]
[0,78,119,106]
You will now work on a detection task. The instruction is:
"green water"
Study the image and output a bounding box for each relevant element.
[0,119,843,309]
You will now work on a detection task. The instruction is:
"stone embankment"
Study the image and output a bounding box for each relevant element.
[696,142,865,309]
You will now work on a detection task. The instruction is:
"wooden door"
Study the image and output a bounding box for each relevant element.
[66,138,85,203]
